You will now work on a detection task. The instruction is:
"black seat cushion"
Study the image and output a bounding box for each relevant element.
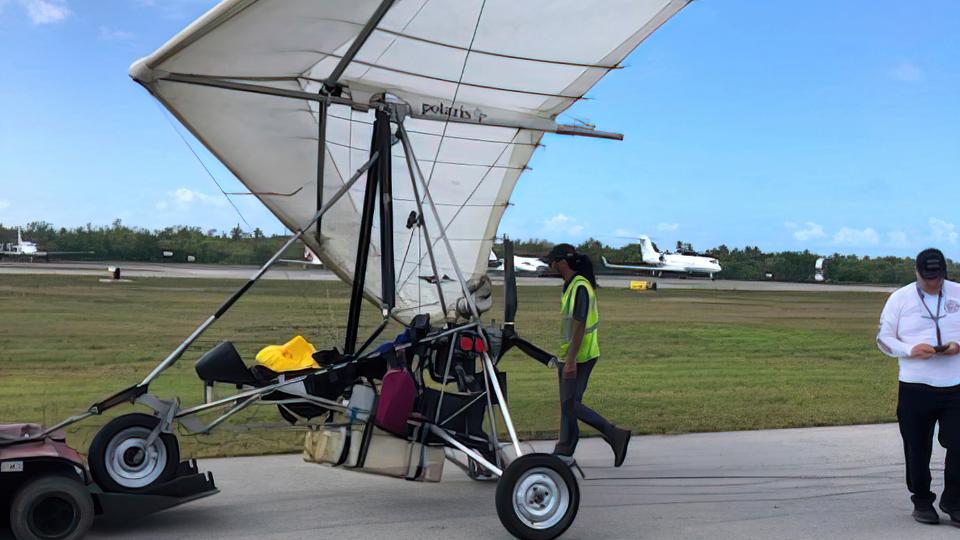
[195,341,257,386]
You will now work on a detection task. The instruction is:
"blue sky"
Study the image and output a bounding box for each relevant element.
[0,0,957,257]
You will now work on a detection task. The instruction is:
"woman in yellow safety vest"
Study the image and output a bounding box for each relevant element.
[546,243,631,467]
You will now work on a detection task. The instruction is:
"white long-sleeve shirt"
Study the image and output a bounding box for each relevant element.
[877,280,960,386]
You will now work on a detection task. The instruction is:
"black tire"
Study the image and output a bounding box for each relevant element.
[495,453,580,540]
[10,474,93,540]
[88,413,180,493]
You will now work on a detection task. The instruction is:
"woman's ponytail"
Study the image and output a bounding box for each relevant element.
[572,253,599,289]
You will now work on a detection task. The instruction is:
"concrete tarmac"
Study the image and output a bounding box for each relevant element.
[69,424,955,540]
[0,261,895,293]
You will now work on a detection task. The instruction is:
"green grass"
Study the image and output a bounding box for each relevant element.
[0,275,896,458]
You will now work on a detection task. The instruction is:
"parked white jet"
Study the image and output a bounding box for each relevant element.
[488,251,550,276]
[0,228,92,261]
[601,235,722,279]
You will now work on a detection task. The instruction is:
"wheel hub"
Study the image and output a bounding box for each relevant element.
[123,446,146,467]
[512,467,570,530]
[104,426,167,489]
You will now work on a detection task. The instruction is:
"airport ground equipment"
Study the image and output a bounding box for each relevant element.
[0,423,216,540]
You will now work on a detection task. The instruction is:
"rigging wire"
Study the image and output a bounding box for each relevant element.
[354,0,432,82]
[422,0,488,192]
[396,132,516,291]
[394,0,490,296]
[151,100,251,228]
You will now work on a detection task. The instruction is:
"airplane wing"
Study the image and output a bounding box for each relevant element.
[131,0,692,322]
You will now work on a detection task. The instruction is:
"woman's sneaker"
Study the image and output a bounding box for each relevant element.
[939,502,960,526]
[611,427,631,467]
[913,501,939,524]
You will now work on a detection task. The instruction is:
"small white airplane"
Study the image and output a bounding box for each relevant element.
[814,257,827,282]
[601,235,722,279]
[0,228,93,261]
[488,251,550,276]
[279,246,324,268]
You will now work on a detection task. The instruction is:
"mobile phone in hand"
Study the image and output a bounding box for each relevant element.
[934,344,950,353]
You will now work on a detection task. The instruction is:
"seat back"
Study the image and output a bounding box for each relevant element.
[195,341,257,386]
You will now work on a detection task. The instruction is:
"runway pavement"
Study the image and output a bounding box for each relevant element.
[0,261,895,293]
[68,424,953,540]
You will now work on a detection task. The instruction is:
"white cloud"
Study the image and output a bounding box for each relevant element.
[656,222,679,232]
[98,26,134,41]
[614,228,637,238]
[157,188,227,211]
[889,59,924,83]
[887,230,909,248]
[833,227,879,246]
[929,217,959,245]
[13,0,70,24]
[542,213,584,237]
[0,198,10,210]
[792,222,826,242]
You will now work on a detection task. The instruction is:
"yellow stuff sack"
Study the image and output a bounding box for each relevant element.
[256,335,319,372]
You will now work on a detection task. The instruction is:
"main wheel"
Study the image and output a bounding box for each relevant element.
[9,474,94,540]
[88,413,180,493]
[495,453,580,540]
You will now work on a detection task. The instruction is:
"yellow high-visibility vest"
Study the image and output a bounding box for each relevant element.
[560,275,600,363]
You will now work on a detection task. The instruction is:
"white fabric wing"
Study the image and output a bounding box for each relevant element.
[132,0,690,322]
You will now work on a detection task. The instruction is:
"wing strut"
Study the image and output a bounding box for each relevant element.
[344,109,396,354]
[315,101,328,240]
[396,119,523,457]
[325,0,396,87]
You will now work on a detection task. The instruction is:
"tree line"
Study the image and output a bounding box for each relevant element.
[4,222,954,285]
[503,238,959,285]
[2,221,299,265]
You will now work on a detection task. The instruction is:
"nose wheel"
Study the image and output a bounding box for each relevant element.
[496,453,580,540]
[88,413,180,493]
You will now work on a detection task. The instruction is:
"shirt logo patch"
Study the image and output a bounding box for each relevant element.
[947,300,960,314]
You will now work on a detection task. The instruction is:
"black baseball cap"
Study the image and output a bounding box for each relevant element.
[916,248,947,279]
[546,243,576,263]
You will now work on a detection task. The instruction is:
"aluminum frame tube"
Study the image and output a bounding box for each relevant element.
[324,0,396,87]
[158,74,624,141]
[395,122,480,319]
[482,350,522,456]
[315,101,328,238]
[344,120,383,354]
[429,425,503,477]
[397,121,522,457]
[139,152,379,387]
[396,124,448,318]
[375,109,396,311]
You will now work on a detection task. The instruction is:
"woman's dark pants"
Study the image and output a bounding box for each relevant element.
[554,358,616,456]
[898,382,960,509]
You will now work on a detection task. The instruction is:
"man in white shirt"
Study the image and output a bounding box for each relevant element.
[878,248,960,525]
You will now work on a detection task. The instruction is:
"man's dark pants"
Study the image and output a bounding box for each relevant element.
[554,357,616,456]
[898,382,960,509]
